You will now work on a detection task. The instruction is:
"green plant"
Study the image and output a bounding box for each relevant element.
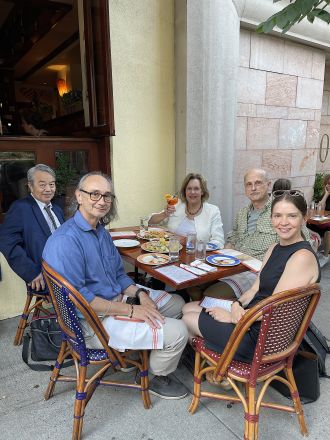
[313,172,325,202]
[55,153,78,195]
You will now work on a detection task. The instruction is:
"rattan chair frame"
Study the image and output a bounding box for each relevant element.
[189,284,320,440]
[42,261,151,440]
[13,285,51,345]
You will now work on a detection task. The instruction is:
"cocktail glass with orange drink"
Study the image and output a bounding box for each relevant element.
[165,193,178,215]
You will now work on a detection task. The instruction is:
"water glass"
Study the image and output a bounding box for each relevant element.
[309,201,316,211]
[168,237,180,262]
[139,217,149,235]
[316,203,323,217]
[195,240,206,261]
[186,233,197,254]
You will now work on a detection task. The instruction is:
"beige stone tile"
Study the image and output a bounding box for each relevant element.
[296,78,324,109]
[312,51,326,81]
[287,108,314,121]
[322,92,329,116]
[284,41,313,78]
[238,67,266,104]
[239,29,250,68]
[237,103,256,117]
[279,119,307,149]
[291,149,317,176]
[262,150,292,179]
[291,176,310,188]
[314,110,321,122]
[306,120,320,150]
[235,117,247,150]
[233,194,250,216]
[266,72,297,107]
[250,33,284,73]
[233,150,262,180]
[247,117,279,149]
[256,105,288,119]
[320,116,330,125]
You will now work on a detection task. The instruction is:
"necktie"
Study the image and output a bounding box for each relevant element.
[44,205,58,232]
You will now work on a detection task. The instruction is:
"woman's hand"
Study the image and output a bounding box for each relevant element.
[164,204,176,217]
[231,302,246,324]
[205,307,232,323]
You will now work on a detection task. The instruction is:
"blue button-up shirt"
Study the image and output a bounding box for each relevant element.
[42,211,134,303]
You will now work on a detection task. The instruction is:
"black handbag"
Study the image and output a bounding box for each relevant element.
[271,351,320,404]
[22,316,73,371]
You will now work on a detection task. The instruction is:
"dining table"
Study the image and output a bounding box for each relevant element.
[109,226,248,290]
[306,209,330,227]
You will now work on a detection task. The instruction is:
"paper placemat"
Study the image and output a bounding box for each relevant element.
[154,265,198,283]
[110,230,137,238]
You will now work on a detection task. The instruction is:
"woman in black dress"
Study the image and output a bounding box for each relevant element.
[182,190,320,363]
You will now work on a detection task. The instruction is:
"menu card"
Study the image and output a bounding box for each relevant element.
[154,265,198,283]
[216,249,262,273]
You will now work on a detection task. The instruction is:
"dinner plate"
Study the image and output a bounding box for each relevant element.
[137,228,169,240]
[113,239,140,248]
[137,253,170,266]
[206,242,220,252]
[206,254,240,267]
[141,241,183,254]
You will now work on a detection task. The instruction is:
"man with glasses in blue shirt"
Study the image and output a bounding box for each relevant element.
[43,171,188,400]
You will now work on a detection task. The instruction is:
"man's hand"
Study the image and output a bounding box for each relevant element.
[139,291,157,309]
[205,307,232,323]
[133,304,165,329]
[28,273,45,291]
[224,242,235,249]
[231,302,246,324]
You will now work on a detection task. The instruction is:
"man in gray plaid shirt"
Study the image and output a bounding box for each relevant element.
[205,168,314,299]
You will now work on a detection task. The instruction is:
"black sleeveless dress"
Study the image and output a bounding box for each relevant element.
[199,241,321,363]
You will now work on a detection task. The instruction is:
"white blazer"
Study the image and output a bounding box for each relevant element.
[155,200,225,248]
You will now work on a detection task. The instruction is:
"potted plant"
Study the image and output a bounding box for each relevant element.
[313,173,324,202]
[54,153,78,215]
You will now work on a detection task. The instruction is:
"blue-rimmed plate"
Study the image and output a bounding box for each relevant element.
[206,254,240,267]
[206,242,220,252]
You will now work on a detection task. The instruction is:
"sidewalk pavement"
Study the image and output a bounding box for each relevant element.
[1,262,330,440]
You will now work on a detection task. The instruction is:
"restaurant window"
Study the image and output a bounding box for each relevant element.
[0,0,113,219]
[0,152,35,214]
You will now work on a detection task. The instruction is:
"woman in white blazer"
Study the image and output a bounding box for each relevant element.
[149,173,224,248]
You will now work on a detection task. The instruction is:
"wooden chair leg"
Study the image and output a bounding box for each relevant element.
[188,351,201,414]
[44,341,68,400]
[244,385,258,440]
[140,350,151,409]
[13,292,33,346]
[72,365,87,440]
[285,367,308,436]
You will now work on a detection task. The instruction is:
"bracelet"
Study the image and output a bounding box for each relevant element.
[104,301,112,316]
[128,304,134,319]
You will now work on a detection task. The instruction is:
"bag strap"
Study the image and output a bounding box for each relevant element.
[22,333,74,371]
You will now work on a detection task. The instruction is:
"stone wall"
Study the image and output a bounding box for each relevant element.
[319,65,330,174]
[234,29,325,213]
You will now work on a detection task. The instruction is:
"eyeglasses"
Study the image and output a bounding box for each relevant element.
[272,189,304,198]
[79,189,115,203]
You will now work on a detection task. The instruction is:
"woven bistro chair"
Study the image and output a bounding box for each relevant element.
[42,261,151,440]
[189,284,321,440]
[14,284,51,345]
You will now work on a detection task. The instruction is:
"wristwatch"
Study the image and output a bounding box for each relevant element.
[135,287,149,300]
[232,299,244,309]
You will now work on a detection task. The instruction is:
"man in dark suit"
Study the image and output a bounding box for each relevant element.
[0,164,65,290]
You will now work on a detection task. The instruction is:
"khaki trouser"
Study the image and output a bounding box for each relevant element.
[82,294,188,376]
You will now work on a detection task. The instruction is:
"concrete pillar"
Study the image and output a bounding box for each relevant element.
[184,0,241,233]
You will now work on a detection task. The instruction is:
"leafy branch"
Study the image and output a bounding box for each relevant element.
[257,0,330,34]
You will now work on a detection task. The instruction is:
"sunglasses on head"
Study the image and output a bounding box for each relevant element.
[272,189,304,198]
